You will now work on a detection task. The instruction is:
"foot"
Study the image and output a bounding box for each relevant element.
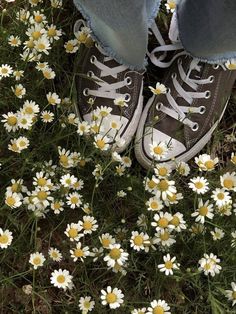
[73,20,144,153]
[135,20,236,169]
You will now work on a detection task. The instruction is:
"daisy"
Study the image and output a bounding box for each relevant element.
[58,146,73,169]
[22,100,40,116]
[8,35,22,47]
[77,121,90,135]
[0,228,13,249]
[231,152,236,165]
[1,112,19,132]
[70,242,90,262]
[117,190,127,197]
[82,203,92,214]
[225,282,236,306]
[48,247,63,262]
[95,106,113,118]
[42,67,56,80]
[36,61,49,71]
[169,212,186,232]
[6,178,28,194]
[146,196,164,212]
[5,192,22,208]
[64,39,79,53]
[109,119,122,133]
[32,188,53,207]
[41,110,54,123]
[130,231,150,252]
[79,296,95,313]
[104,243,129,267]
[13,70,24,81]
[17,114,33,130]
[114,96,128,108]
[165,0,177,12]
[68,113,79,126]
[198,253,222,277]
[220,172,236,191]
[72,179,84,191]
[115,165,126,176]
[0,64,13,78]
[94,134,110,151]
[75,26,92,44]
[149,82,167,95]
[210,227,225,241]
[30,11,47,25]
[154,163,172,178]
[60,173,77,188]
[188,176,209,194]
[16,9,30,23]
[51,200,64,214]
[16,136,30,151]
[158,254,180,275]
[50,269,73,290]
[46,92,61,106]
[164,192,183,207]
[211,188,232,207]
[99,233,116,249]
[147,299,171,314]
[225,59,236,70]
[121,156,132,168]
[149,141,168,160]
[78,215,98,234]
[153,230,176,247]
[46,24,62,42]
[137,214,148,228]
[176,161,190,176]
[195,154,218,172]
[11,84,26,98]
[26,24,46,40]
[66,192,82,209]
[29,0,43,6]
[33,171,51,190]
[8,138,21,153]
[151,212,174,232]
[155,178,177,200]
[29,252,46,269]
[190,223,206,235]
[100,286,124,309]
[51,0,63,8]
[191,199,214,224]
[64,223,82,242]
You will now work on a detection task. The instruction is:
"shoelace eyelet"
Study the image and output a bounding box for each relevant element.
[209,75,215,83]
[124,93,131,102]
[171,73,177,79]
[199,106,206,114]
[213,64,220,70]
[205,90,211,99]
[83,88,89,96]
[87,71,94,78]
[177,58,182,65]
[126,77,132,86]
[191,122,199,132]
[156,102,163,111]
[90,55,97,64]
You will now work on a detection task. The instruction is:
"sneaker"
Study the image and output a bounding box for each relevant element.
[73,20,144,152]
[135,17,236,169]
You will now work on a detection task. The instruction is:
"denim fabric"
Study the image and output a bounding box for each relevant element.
[73,0,236,69]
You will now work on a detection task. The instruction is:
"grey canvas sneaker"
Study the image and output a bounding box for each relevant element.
[135,16,236,169]
[73,20,144,152]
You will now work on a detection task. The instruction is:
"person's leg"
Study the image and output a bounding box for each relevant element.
[177,0,236,63]
[73,0,161,70]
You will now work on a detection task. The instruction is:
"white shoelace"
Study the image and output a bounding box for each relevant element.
[149,13,219,131]
[74,20,131,101]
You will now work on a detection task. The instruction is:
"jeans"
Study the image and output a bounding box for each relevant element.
[73,0,236,70]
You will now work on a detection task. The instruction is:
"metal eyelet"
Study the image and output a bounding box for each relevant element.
[83,88,89,96]
[209,75,215,83]
[177,58,182,65]
[124,93,131,102]
[156,102,163,111]
[205,90,211,99]
[213,64,219,70]
[90,55,96,64]
[199,106,206,114]
[95,42,99,48]
[87,71,94,78]
[171,73,177,79]
[191,122,199,132]
[166,87,171,94]
[126,77,132,86]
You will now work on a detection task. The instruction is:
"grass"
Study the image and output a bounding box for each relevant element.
[0,0,236,313]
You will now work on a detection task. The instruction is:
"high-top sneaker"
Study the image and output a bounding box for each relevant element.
[135,15,236,169]
[73,20,144,153]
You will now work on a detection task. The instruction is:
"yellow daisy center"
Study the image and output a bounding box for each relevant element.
[153,306,164,314]
[194,182,204,189]
[48,28,56,37]
[66,43,74,51]
[223,179,234,189]
[232,291,236,299]
[168,194,177,202]
[199,206,208,216]
[74,248,84,257]
[160,231,170,241]
[57,275,65,283]
[33,257,41,265]
[133,235,144,246]
[170,216,180,226]
[83,221,92,230]
[11,183,20,193]
[70,196,79,204]
[7,116,17,126]
[158,167,168,176]
[37,43,46,50]
[53,202,61,210]
[37,178,47,186]
[37,191,47,200]
[109,248,121,260]
[84,301,91,309]
[204,160,215,170]
[111,122,118,129]
[150,201,158,210]
[68,228,78,238]
[32,31,41,40]
[217,193,225,200]
[51,251,59,258]
[204,263,211,270]
[102,238,111,247]
[60,154,68,165]
[2,68,8,74]
[0,234,8,244]
[6,196,16,207]
[158,217,169,228]
[158,179,169,191]
[165,261,173,269]
[154,146,163,155]
[34,15,43,23]
[106,292,117,304]
[96,139,105,149]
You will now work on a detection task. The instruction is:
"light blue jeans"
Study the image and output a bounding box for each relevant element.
[73,0,236,70]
